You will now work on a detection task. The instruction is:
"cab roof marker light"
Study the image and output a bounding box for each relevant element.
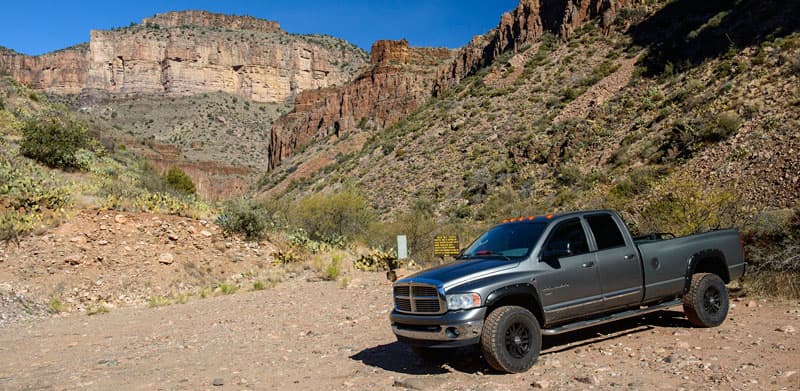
[546,214,554,219]
[528,215,536,220]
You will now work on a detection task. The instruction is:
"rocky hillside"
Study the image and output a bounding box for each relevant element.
[261,0,799,284]
[0,10,367,103]
[266,0,630,172]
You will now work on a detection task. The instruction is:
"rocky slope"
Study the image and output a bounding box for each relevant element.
[266,0,628,172]
[263,0,799,224]
[0,11,368,103]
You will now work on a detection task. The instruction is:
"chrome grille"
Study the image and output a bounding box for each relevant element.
[393,286,410,296]
[395,298,412,312]
[393,282,445,314]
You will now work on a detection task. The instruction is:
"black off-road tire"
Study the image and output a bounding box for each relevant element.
[683,273,729,327]
[480,306,541,373]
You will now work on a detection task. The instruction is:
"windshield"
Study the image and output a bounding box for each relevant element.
[461,222,547,259]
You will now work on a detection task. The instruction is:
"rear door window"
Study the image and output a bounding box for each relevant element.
[586,214,626,250]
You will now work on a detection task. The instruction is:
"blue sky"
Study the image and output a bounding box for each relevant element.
[0,0,519,55]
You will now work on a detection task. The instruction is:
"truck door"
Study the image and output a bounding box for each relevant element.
[537,218,604,323]
[585,213,643,310]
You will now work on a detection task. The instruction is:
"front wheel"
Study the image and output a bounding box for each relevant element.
[481,306,541,373]
[683,273,729,327]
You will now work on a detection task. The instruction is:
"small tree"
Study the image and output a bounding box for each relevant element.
[162,166,196,195]
[20,112,88,170]
[291,188,374,242]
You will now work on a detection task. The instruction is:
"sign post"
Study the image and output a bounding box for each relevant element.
[433,235,460,260]
[397,235,408,260]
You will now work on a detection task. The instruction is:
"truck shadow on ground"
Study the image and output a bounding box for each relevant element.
[351,309,692,375]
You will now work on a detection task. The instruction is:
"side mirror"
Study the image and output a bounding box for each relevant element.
[539,242,573,261]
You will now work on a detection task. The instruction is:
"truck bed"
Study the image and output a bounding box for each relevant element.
[636,229,745,303]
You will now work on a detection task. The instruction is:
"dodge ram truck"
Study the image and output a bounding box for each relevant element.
[390,210,746,373]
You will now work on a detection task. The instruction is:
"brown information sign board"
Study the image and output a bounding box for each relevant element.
[434,235,460,257]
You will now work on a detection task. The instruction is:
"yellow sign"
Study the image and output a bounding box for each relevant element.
[434,235,460,256]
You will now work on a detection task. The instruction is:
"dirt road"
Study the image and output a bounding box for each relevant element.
[1,271,798,390]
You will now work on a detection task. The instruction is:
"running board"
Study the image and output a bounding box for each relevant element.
[541,299,682,336]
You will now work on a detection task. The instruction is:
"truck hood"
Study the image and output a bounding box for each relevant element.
[399,258,520,290]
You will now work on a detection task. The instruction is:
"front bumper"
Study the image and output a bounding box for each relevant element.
[390,307,486,348]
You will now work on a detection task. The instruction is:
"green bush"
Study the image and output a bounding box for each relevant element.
[20,112,89,170]
[216,198,272,241]
[290,188,374,242]
[638,173,742,236]
[712,111,742,140]
[323,255,342,281]
[162,166,196,195]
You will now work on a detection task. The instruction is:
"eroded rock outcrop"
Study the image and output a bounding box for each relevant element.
[0,11,367,102]
[268,40,453,170]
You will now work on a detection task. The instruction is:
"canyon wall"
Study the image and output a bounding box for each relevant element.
[0,11,368,103]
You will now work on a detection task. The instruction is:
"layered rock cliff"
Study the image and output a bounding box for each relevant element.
[0,45,90,94]
[267,0,627,171]
[267,39,453,170]
[0,11,368,102]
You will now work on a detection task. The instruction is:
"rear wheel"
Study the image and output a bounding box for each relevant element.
[480,306,541,373]
[683,273,729,327]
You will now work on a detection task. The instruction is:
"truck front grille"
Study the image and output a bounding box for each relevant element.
[393,283,445,314]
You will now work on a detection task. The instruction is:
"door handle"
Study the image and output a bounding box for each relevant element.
[623,254,636,260]
[582,262,595,268]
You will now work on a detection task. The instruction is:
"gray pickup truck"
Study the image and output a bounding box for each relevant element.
[390,210,746,373]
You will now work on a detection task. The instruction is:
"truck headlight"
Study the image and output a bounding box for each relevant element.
[446,293,482,310]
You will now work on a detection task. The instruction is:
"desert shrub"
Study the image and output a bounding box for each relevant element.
[128,192,208,219]
[556,165,583,187]
[216,198,272,241]
[561,87,581,102]
[703,111,742,141]
[741,208,800,298]
[353,249,398,271]
[612,166,668,198]
[323,254,342,281]
[637,173,742,236]
[162,166,196,195]
[272,249,302,265]
[290,188,374,242]
[20,112,89,170]
[791,54,800,75]
[369,199,438,262]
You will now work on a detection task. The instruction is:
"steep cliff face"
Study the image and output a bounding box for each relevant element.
[266,0,627,171]
[267,40,453,170]
[142,10,281,33]
[0,45,90,94]
[0,11,368,103]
